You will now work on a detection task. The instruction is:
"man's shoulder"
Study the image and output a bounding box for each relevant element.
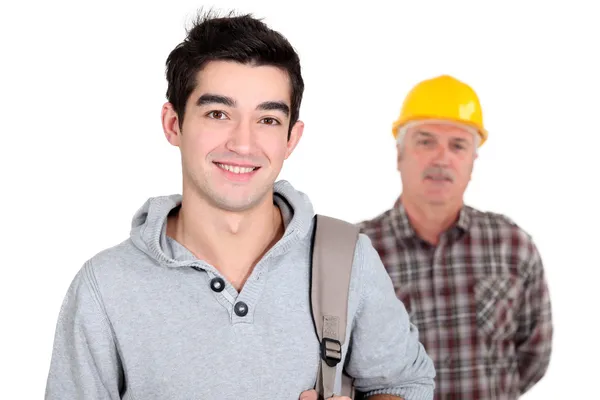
[87,237,142,266]
[466,205,542,267]
[467,206,533,239]
[355,208,396,235]
[75,237,150,287]
[59,238,148,314]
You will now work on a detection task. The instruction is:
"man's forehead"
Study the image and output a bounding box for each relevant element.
[409,122,475,140]
[192,60,291,103]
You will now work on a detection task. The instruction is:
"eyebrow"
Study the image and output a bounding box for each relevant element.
[415,130,470,144]
[452,137,469,144]
[196,94,235,107]
[196,94,289,116]
[257,101,289,116]
[414,130,435,138]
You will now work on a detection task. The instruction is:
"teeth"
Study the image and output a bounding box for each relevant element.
[217,163,256,174]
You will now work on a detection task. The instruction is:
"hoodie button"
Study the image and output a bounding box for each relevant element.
[234,301,249,317]
[210,277,225,292]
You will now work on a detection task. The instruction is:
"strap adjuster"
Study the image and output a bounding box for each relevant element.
[321,337,342,367]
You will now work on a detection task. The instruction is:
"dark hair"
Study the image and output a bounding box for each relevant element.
[165,9,304,138]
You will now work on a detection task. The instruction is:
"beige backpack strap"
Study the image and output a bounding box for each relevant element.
[310,214,360,399]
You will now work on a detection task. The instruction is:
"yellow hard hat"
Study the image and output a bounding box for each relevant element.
[392,74,488,146]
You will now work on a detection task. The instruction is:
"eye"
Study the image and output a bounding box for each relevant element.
[206,110,228,120]
[260,117,280,125]
[418,139,433,145]
[452,143,466,150]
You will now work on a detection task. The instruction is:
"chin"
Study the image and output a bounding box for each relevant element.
[423,192,452,205]
[207,193,255,212]
[215,188,272,212]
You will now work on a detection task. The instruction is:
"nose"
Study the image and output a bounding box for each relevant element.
[225,120,254,155]
[432,143,451,165]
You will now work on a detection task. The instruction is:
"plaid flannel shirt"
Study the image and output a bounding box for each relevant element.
[357,199,553,399]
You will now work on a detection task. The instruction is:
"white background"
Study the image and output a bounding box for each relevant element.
[1,0,598,398]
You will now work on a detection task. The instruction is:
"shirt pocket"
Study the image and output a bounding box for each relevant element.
[474,276,520,342]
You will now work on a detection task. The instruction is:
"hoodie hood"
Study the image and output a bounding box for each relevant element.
[129,180,316,268]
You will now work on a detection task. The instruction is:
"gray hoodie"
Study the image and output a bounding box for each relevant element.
[45,180,435,399]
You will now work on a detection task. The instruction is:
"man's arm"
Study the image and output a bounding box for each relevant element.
[344,234,435,400]
[515,243,553,394]
[45,262,123,399]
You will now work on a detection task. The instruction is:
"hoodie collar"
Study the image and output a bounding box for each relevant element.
[129,180,315,268]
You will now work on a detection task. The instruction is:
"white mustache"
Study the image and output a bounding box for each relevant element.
[422,166,454,182]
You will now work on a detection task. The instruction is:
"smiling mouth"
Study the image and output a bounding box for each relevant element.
[214,162,260,174]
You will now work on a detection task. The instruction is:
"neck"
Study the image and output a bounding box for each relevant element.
[400,194,462,245]
[167,188,284,291]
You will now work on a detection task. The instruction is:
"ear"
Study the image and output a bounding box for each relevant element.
[468,153,477,181]
[162,102,182,147]
[284,120,305,159]
[396,142,403,171]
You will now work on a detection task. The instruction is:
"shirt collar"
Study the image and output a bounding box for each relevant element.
[391,196,472,239]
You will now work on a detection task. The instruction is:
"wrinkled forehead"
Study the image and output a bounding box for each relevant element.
[403,120,478,141]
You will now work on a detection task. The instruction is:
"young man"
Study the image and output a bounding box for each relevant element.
[44,11,435,400]
[358,75,553,399]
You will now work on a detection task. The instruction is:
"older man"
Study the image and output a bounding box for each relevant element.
[358,75,553,399]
